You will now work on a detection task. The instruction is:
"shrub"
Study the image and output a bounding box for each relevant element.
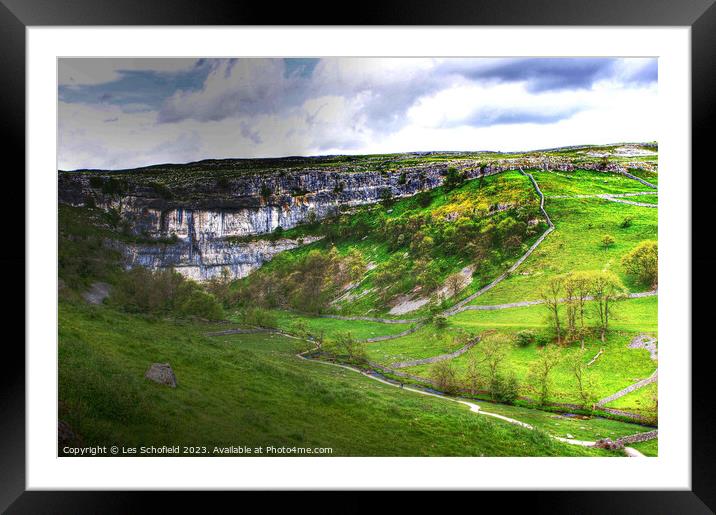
[216,176,231,190]
[88,176,104,189]
[242,307,278,328]
[601,234,615,249]
[416,192,432,208]
[621,240,658,287]
[443,167,465,191]
[260,183,272,200]
[176,287,224,320]
[433,315,449,329]
[619,216,634,228]
[331,332,366,363]
[515,329,536,348]
[491,373,520,404]
[100,177,128,196]
[431,361,459,394]
[148,181,174,200]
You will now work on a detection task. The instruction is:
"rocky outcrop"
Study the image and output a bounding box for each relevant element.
[110,235,322,281]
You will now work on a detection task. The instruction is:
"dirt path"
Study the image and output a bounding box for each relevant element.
[296,348,645,457]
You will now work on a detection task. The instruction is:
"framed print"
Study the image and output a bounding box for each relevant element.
[3,0,716,511]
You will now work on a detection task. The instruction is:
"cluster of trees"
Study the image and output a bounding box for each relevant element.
[430,333,598,409]
[380,208,536,263]
[431,333,520,403]
[110,267,224,320]
[540,270,626,346]
[237,246,366,314]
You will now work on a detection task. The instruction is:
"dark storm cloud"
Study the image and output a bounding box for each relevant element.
[438,58,655,93]
[455,106,583,128]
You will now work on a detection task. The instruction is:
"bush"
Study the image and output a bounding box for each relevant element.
[491,373,520,404]
[176,287,224,320]
[242,307,278,328]
[515,329,536,348]
[110,268,224,320]
[431,361,459,394]
[416,192,432,208]
[619,216,634,229]
[601,234,615,249]
[331,332,366,363]
[433,315,449,329]
[260,183,272,200]
[148,181,174,200]
[622,240,658,287]
[100,177,128,196]
[443,167,465,191]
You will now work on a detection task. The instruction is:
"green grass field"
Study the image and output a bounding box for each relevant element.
[532,169,654,196]
[383,296,657,406]
[467,196,657,305]
[59,300,622,456]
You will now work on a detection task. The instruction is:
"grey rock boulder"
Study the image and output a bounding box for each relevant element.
[144,363,178,388]
[82,282,111,305]
[594,438,625,451]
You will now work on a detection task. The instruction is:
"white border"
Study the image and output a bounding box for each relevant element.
[27,26,691,490]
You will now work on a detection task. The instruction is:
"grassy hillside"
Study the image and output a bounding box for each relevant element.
[58,146,659,457]
[59,300,624,457]
[467,195,657,305]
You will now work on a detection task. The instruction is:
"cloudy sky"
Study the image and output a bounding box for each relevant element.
[58,57,657,170]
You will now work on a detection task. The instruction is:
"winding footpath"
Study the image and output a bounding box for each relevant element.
[294,347,645,457]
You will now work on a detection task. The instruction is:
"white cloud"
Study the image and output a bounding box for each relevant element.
[58,58,659,169]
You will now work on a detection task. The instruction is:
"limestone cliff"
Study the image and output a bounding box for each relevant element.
[58,154,656,281]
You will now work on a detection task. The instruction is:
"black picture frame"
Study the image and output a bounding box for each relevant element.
[2,0,715,511]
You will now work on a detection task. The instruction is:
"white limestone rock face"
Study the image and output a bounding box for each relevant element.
[114,235,323,282]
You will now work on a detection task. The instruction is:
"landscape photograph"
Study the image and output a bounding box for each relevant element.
[57,57,659,458]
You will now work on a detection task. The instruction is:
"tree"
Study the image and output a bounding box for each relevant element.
[260,183,272,201]
[443,167,465,191]
[601,234,615,250]
[528,344,562,406]
[540,275,564,344]
[379,187,394,207]
[563,271,592,348]
[431,361,459,394]
[622,240,658,288]
[433,315,449,329]
[479,333,513,399]
[444,272,465,298]
[568,349,597,409]
[590,270,626,341]
[464,353,483,395]
[333,332,366,363]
